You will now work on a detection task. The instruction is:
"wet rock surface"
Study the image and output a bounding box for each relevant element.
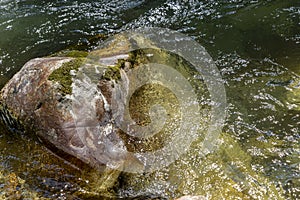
[0,56,123,169]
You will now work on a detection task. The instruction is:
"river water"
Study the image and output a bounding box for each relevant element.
[0,0,299,199]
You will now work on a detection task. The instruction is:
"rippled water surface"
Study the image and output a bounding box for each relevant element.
[0,0,299,199]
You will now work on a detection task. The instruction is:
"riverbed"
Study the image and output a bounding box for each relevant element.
[0,0,299,199]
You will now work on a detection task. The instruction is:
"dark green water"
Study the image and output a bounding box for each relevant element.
[0,0,299,199]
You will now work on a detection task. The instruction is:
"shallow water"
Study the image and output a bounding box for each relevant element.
[0,0,299,199]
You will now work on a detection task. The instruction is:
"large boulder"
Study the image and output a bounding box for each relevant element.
[0,35,142,195]
[0,50,130,171]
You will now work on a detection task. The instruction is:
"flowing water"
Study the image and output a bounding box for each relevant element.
[0,0,299,199]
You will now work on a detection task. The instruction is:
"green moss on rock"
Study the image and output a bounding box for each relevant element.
[102,50,149,81]
[102,62,123,81]
[48,58,84,95]
[127,50,149,68]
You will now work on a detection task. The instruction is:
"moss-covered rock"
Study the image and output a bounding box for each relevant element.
[102,62,123,81]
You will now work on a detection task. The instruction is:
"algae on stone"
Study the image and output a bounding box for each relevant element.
[48,58,84,95]
[102,62,123,81]
[102,50,149,81]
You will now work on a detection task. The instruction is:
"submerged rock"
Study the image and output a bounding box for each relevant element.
[118,132,286,199]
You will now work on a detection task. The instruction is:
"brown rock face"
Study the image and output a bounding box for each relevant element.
[0,53,131,171]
